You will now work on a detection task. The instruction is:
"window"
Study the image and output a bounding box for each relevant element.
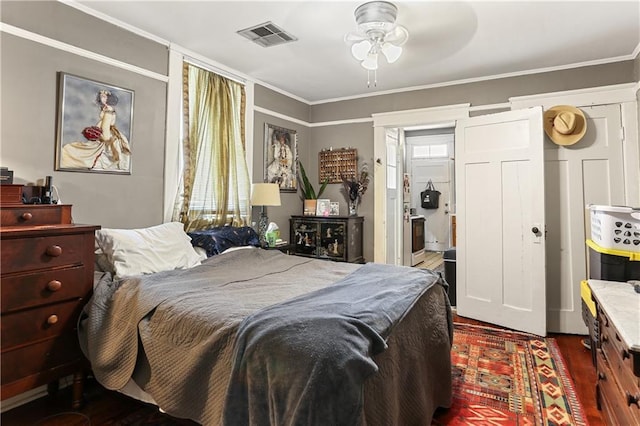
[412,143,448,158]
[173,63,250,231]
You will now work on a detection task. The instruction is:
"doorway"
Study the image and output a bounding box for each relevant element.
[405,128,455,252]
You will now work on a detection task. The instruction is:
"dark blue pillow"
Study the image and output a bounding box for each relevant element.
[187,226,260,257]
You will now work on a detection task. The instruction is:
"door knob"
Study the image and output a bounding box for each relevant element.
[531,227,539,234]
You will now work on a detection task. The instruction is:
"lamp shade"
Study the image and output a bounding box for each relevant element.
[251,183,281,206]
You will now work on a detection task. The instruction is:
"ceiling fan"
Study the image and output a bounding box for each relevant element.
[344,1,409,86]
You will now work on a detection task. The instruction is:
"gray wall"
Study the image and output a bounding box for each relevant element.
[1,1,169,229]
[2,1,638,261]
[309,124,375,262]
[252,110,311,243]
[306,60,638,262]
[310,61,636,122]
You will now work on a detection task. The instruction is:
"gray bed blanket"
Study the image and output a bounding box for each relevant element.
[223,262,441,426]
[79,248,446,425]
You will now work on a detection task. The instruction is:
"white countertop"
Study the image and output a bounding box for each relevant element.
[588,279,640,352]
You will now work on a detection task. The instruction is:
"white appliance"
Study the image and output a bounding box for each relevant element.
[403,215,426,266]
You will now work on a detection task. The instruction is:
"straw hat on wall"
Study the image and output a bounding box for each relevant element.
[543,105,587,146]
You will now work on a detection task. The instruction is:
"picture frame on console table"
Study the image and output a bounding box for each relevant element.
[55,72,134,174]
[329,202,340,216]
[316,199,331,217]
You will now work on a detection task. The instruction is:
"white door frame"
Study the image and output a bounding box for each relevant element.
[372,104,471,263]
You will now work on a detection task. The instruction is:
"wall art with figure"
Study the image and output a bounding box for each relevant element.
[55,72,134,174]
[264,124,297,192]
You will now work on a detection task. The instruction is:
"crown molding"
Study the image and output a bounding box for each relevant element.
[0,22,168,82]
[509,82,639,109]
[60,0,639,107]
[311,54,638,105]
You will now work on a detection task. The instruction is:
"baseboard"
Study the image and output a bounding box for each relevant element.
[1,386,48,413]
[1,376,72,413]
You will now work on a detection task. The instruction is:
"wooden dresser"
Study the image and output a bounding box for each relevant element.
[0,202,99,408]
[588,279,640,425]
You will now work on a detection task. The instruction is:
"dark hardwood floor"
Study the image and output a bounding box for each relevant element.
[1,313,603,425]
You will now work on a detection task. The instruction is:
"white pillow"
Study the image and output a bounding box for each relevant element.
[95,222,202,277]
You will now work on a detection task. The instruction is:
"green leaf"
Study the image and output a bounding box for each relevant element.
[298,161,314,199]
[317,178,329,198]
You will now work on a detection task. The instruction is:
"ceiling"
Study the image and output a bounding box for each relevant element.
[73,1,640,104]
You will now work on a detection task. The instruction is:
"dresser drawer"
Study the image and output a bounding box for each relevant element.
[1,299,84,350]
[0,205,71,227]
[1,333,82,386]
[1,266,88,313]
[0,233,88,274]
[597,349,640,425]
[600,309,640,394]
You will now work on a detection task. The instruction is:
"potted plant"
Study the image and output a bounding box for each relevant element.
[298,161,328,215]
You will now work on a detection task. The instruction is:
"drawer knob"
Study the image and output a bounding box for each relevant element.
[626,392,640,407]
[597,371,606,381]
[601,334,608,343]
[47,280,62,292]
[21,212,33,221]
[46,245,63,257]
[47,314,58,325]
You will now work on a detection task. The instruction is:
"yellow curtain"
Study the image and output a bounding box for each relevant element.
[173,63,250,231]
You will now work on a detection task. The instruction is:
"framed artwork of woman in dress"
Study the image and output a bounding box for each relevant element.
[55,73,134,174]
[264,124,297,192]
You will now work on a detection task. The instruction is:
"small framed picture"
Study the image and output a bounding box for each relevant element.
[316,199,331,217]
[329,202,340,216]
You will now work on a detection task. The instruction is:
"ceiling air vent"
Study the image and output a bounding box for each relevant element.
[237,21,297,47]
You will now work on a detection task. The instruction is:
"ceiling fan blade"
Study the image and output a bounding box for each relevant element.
[344,31,367,43]
[384,25,409,46]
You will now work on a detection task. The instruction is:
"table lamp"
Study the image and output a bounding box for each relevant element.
[251,183,281,246]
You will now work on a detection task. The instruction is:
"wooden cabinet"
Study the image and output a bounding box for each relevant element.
[588,280,640,426]
[290,215,364,263]
[0,203,99,408]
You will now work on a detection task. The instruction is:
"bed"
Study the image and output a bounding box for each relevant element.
[79,223,453,425]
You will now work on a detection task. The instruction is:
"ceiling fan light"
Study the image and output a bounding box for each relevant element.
[351,40,372,61]
[361,53,379,70]
[381,42,402,63]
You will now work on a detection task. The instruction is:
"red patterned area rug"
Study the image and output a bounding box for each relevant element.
[432,322,587,426]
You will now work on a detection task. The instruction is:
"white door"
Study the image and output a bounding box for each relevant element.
[455,107,547,336]
[545,104,625,333]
